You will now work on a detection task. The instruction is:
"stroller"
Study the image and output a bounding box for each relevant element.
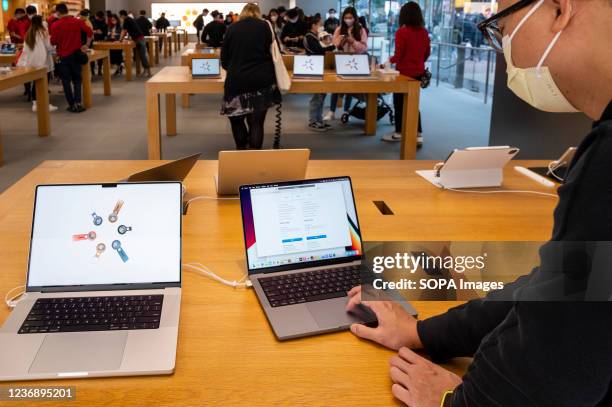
[339,94,395,126]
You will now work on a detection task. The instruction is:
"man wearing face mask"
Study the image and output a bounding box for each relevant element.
[324,8,340,34]
[280,8,306,49]
[345,0,612,406]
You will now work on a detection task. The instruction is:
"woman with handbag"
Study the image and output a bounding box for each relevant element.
[382,1,430,146]
[17,15,58,113]
[220,3,282,150]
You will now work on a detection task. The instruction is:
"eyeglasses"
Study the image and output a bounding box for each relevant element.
[477,0,537,51]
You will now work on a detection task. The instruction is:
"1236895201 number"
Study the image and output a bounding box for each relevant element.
[0,386,75,401]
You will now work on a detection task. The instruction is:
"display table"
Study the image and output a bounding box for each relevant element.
[144,36,160,66]
[153,32,173,58]
[92,41,139,81]
[82,50,111,108]
[0,159,555,405]
[180,48,221,108]
[146,66,421,160]
[0,67,50,166]
[0,53,17,65]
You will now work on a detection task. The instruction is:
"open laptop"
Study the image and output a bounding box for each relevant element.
[0,182,182,381]
[335,54,373,79]
[293,55,324,80]
[124,153,201,182]
[191,58,221,79]
[239,176,417,340]
[215,149,310,196]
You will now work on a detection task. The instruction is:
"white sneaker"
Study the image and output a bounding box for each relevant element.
[32,103,59,112]
[381,132,402,142]
[323,111,335,121]
[417,132,423,147]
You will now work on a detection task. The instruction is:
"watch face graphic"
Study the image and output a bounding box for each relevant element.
[345,57,360,71]
[76,200,132,262]
[302,58,315,71]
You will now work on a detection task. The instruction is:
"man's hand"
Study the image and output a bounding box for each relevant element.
[80,45,89,53]
[346,286,423,350]
[389,347,462,407]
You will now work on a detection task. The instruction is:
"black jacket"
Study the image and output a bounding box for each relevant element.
[421,101,612,406]
[155,17,169,31]
[91,19,108,42]
[201,20,226,47]
[303,31,335,56]
[220,18,275,99]
[280,21,307,48]
[324,17,339,35]
[136,16,152,36]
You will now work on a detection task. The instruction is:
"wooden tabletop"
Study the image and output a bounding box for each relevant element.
[0,53,17,65]
[0,160,556,405]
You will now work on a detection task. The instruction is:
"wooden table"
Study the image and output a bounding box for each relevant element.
[146,66,421,160]
[0,53,17,65]
[92,41,139,81]
[0,67,50,166]
[0,160,555,405]
[153,32,173,58]
[144,36,160,67]
[170,29,180,52]
[81,50,111,109]
[177,29,188,46]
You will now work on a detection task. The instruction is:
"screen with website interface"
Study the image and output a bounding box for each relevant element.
[27,183,182,287]
[192,58,220,76]
[294,55,324,76]
[335,54,370,75]
[241,179,362,270]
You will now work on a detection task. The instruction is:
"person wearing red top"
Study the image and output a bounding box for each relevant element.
[7,8,31,44]
[382,2,430,145]
[49,3,93,113]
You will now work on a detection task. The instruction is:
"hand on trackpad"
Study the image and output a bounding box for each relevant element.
[348,303,378,327]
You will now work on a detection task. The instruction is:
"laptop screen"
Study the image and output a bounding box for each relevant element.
[335,54,370,76]
[240,177,363,274]
[293,55,324,76]
[27,183,182,290]
[192,58,220,76]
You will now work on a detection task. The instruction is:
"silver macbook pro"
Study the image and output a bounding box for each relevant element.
[335,54,373,79]
[239,176,416,340]
[0,182,182,381]
[215,149,310,196]
[191,57,221,79]
[293,55,324,79]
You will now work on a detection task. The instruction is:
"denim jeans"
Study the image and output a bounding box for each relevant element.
[309,93,326,123]
[135,39,150,69]
[56,53,83,106]
[329,94,353,113]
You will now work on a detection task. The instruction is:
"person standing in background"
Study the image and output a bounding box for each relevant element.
[119,9,151,77]
[220,3,281,150]
[78,10,93,33]
[17,15,58,113]
[193,9,209,43]
[303,15,335,132]
[324,8,340,34]
[224,13,234,26]
[324,7,368,122]
[92,11,108,76]
[280,8,306,49]
[382,2,429,145]
[266,8,282,39]
[50,2,93,113]
[155,12,170,32]
[201,10,226,48]
[136,10,152,36]
[7,8,30,44]
[107,14,124,76]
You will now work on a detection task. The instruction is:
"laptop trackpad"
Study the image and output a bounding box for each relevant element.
[307,297,376,329]
[29,331,127,374]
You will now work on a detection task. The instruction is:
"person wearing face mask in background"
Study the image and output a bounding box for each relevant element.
[324,8,340,34]
[345,1,612,406]
[324,7,368,122]
[280,8,306,50]
[266,8,282,39]
[7,8,30,44]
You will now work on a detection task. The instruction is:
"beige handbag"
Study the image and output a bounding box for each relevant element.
[267,20,291,94]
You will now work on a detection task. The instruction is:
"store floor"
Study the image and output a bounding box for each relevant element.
[0,46,490,192]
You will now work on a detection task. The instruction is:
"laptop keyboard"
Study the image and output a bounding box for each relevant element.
[18,295,163,334]
[259,266,361,307]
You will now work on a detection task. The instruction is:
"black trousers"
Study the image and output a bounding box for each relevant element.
[393,93,422,134]
[56,53,83,106]
[228,110,268,150]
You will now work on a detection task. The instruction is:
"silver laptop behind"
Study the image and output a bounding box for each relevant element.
[292,55,324,79]
[0,182,182,381]
[215,149,310,196]
[239,176,416,340]
[335,54,374,79]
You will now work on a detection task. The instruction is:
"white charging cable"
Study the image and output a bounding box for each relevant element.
[442,186,558,198]
[183,263,252,288]
[5,285,27,309]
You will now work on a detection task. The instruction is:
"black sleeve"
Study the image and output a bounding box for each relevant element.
[201,24,208,42]
[220,27,232,70]
[448,122,612,406]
